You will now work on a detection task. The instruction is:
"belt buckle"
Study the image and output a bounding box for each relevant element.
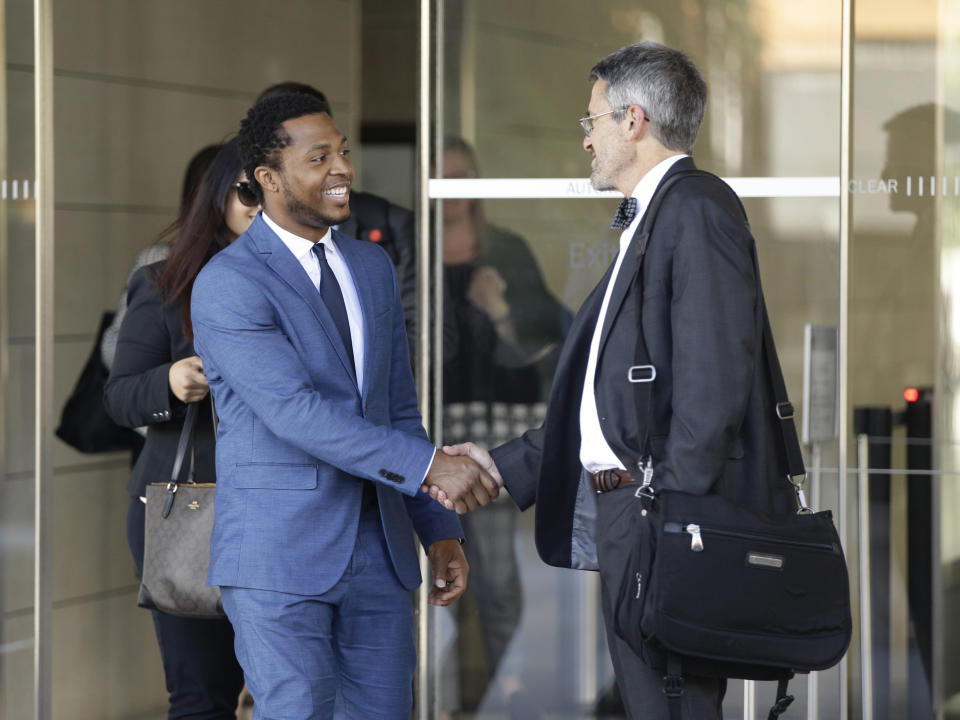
[594,468,621,494]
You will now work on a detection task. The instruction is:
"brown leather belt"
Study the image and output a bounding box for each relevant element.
[591,468,637,494]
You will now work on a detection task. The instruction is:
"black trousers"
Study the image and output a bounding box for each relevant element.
[127,497,245,720]
[594,477,726,720]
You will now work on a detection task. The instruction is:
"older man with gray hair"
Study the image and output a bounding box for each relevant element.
[438,42,798,718]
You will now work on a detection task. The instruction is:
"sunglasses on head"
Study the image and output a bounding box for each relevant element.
[233,181,259,207]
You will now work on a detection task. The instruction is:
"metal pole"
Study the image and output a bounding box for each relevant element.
[577,573,600,707]
[857,434,874,720]
[743,680,756,720]
[33,0,54,717]
[415,1,432,718]
[432,0,444,451]
[427,1,446,717]
[838,0,854,717]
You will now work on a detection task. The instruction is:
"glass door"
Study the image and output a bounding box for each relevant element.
[422,1,844,717]
[846,1,960,718]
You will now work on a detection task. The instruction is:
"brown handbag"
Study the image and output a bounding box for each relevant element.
[137,401,224,618]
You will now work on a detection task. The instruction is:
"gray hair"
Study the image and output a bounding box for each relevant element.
[589,42,707,154]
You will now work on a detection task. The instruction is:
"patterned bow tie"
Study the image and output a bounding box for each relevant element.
[610,196,638,230]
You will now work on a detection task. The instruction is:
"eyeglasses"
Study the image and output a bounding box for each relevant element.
[578,106,649,136]
[233,181,259,207]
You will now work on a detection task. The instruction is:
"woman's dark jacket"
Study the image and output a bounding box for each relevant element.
[104,261,216,497]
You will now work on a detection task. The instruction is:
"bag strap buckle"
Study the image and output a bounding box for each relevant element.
[662,675,684,699]
[788,473,813,515]
[776,401,794,420]
[767,677,795,720]
[768,693,795,719]
[628,365,656,383]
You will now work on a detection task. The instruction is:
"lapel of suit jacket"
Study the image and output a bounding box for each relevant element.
[333,230,376,404]
[251,216,359,386]
[596,157,695,359]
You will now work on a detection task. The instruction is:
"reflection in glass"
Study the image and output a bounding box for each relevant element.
[439,137,572,717]
[849,2,960,711]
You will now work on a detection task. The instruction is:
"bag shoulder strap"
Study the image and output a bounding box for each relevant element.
[170,402,199,486]
[629,168,805,486]
[629,168,713,468]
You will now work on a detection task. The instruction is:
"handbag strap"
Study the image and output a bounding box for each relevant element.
[628,168,806,497]
[169,402,199,488]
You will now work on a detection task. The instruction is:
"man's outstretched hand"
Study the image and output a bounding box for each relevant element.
[420,443,504,513]
[420,451,499,513]
[443,442,503,486]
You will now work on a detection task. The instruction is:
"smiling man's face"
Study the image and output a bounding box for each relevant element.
[274,112,354,231]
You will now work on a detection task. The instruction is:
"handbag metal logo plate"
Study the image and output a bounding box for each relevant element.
[187,500,200,511]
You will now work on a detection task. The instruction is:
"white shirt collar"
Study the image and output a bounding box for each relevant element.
[262,211,333,260]
[619,154,688,249]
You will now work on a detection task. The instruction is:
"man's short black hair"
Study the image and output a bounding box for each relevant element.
[257,82,328,108]
[238,92,332,204]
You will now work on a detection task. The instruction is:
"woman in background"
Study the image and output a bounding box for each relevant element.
[441,137,570,718]
[104,137,258,719]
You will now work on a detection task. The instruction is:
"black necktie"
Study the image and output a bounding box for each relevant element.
[610,196,638,230]
[312,243,374,511]
[312,242,356,375]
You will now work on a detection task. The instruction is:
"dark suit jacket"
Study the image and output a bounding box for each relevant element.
[103,261,213,498]
[491,158,795,569]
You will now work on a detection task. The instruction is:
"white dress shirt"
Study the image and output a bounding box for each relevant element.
[578,154,687,472]
[263,212,366,393]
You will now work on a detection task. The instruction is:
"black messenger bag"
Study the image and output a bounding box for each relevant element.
[610,170,852,720]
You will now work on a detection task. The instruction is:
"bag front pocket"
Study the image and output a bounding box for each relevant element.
[650,500,851,670]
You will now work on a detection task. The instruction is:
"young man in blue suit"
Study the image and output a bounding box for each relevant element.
[191,92,499,719]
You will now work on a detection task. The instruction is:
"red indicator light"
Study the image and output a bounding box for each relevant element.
[904,387,920,403]
[369,229,383,242]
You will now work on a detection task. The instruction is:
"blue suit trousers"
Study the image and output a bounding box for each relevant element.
[222,510,416,720]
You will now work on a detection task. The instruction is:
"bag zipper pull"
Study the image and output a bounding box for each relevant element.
[686,523,704,552]
[635,572,643,599]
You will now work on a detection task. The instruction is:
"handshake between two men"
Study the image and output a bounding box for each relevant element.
[420,443,502,514]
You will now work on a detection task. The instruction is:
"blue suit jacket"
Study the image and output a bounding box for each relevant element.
[191,215,461,595]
